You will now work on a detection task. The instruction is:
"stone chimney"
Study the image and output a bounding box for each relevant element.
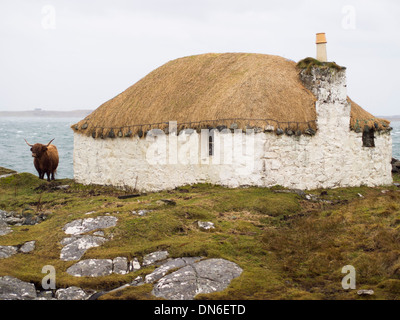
[300,65,350,135]
[316,33,327,62]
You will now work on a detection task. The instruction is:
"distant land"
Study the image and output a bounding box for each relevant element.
[378,115,400,122]
[0,108,93,118]
[1,109,399,122]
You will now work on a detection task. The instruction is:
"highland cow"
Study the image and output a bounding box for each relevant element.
[24,138,59,181]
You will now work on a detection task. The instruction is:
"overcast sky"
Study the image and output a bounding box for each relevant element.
[0,0,399,116]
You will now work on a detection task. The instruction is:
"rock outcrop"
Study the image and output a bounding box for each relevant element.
[55,286,93,300]
[63,216,118,235]
[60,216,117,261]
[66,259,114,277]
[60,235,108,261]
[0,276,37,300]
[0,241,36,259]
[152,258,243,300]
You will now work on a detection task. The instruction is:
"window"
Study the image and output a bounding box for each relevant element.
[209,130,214,156]
[362,127,375,148]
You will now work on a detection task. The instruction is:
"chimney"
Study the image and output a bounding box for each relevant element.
[316,33,327,62]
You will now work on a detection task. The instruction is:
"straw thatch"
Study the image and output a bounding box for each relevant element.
[348,98,390,132]
[72,53,389,138]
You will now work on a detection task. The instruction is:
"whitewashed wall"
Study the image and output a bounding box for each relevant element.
[73,68,393,192]
[73,129,392,192]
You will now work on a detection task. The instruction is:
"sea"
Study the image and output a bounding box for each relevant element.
[0,117,400,179]
[0,117,81,179]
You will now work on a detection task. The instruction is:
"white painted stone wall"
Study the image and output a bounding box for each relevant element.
[73,68,393,192]
[73,129,392,192]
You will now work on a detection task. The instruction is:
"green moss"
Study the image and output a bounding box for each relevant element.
[297,57,345,75]
[0,167,16,176]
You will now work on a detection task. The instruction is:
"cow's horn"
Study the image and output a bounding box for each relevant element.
[24,139,33,147]
[47,138,55,147]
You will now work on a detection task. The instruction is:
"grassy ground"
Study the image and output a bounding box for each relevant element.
[0,169,400,300]
[0,167,16,176]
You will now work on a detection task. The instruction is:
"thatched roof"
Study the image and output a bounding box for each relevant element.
[72,53,389,138]
[348,98,390,132]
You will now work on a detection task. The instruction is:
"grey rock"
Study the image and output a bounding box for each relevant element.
[63,216,118,235]
[105,276,144,297]
[132,209,151,216]
[60,235,108,261]
[198,221,215,230]
[194,258,243,295]
[129,258,141,272]
[0,211,6,222]
[91,276,144,300]
[153,265,198,300]
[230,123,238,130]
[0,218,12,236]
[93,231,105,236]
[357,289,374,296]
[394,183,400,188]
[181,257,203,265]
[264,125,275,132]
[56,185,70,190]
[60,236,80,246]
[19,241,36,253]
[305,128,316,136]
[152,258,242,300]
[22,215,40,226]
[0,245,18,259]
[292,189,306,197]
[5,217,24,225]
[0,226,12,236]
[142,251,169,266]
[145,258,186,284]
[113,257,129,275]
[55,286,92,300]
[66,259,113,277]
[131,276,144,286]
[145,257,201,284]
[0,276,37,300]
[37,290,54,299]
[0,210,14,218]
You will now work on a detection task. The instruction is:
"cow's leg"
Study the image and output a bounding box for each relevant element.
[46,172,51,181]
[51,172,55,181]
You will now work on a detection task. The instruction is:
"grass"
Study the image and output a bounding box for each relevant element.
[0,170,400,300]
[0,167,16,176]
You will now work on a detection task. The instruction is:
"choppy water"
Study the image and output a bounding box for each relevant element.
[0,118,399,179]
[393,121,400,159]
[0,117,80,179]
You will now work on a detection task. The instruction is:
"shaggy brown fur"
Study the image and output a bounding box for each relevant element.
[25,139,59,181]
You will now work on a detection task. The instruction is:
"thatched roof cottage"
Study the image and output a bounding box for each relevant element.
[72,44,392,191]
